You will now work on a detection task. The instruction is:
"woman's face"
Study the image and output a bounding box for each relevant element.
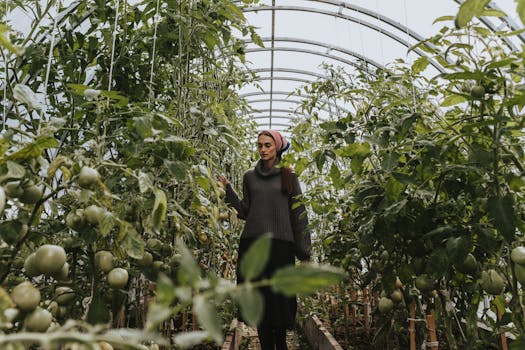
[257,134,277,162]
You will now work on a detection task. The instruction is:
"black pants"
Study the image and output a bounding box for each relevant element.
[257,326,288,350]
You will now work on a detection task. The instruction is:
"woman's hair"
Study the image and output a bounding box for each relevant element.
[258,130,294,194]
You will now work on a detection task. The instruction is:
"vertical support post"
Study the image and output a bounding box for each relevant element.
[181,311,187,331]
[350,290,357,326]
[409,302,416,350]
[364,288,371,337]
[426,314,438,350]
[498,309,508,350]
[192,311,198,331]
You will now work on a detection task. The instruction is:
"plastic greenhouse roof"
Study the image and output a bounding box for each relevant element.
[4,1,524,135]
[239,0,525,133]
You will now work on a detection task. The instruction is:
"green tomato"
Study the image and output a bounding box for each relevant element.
[390,289,403,303]
[108,268,129,289]
[515,264,525,285]
[470,85,485,99]
[66,209,86,231]
[84,205,105,225]
[95,251,115,273]
[137,252,154,267]
[378,297,394,313]
[78,166,100,188]
[55,286,75,305]
[480,269,505,295]
[51,262,69,281]
[456,253,477,274]
[24,307,52,332]
[511,246,525,265]
[11,281,40,311]
[4,181,23,198]
[415,274,434,292]
[19,185,43,204]
[24,253,41,277]
[35,244,67,276]
[146,238,162,252]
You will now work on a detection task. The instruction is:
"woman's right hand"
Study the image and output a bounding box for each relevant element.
[218,175,229,187]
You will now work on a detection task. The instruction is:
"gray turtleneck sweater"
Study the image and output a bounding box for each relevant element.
[225,160,311,260]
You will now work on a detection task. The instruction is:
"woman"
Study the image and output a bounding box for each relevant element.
[218,130,311,350]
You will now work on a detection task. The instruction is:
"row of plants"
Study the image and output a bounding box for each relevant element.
[286,1,525,349]
[0,0,346,349]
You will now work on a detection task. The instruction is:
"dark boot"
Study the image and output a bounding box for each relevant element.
[274,328,288,350]
[257,326,275,350]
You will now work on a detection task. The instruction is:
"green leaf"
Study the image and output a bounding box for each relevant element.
[411,56,429,75]
[132,116,154,138]
[271,264,346,296]
[480,9,506,17]
[7,136,58,160]
[329,163,343,189]
[0,220,23,245]
[488,195,516,243]
[100,90,129,107]
[350,157,364,175]
[13,84,43,110]
[426,248,449,278]
[156,273,176,305]
[0,24,21,55]
[433,15,455,24]
[456,0,490,28]
[5,161,25,179]
[193,295,223,344]
[443,71,485,80]
[441,94,467,107]
[166,160,188,180]
[315,151,326,172]
[391,172,416,185]
[385,177,404,201]
[173,331,210,349]
[336,142,371,157]
[152,187,167,234]
[86,293,111,324]
[138,172,153,193]
[120,221,145,259]
[381,152,399,172]
[517,0,525,27]
[235,287,264,327]
[146,302,172,330]
[176,238,201,286]
[99,213,117,237]
[240,233,272,281]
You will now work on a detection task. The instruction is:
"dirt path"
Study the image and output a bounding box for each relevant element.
[238,325,311,350]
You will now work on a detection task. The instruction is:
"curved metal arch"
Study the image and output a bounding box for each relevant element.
[240,90,307,98]
[252,108,300,114]
[247,98,350,114]
[245,37,384,70]
[250,109,314,119]
[246,92,352,113]
[243,5,447,73]
[256,76,314,84]
[246,46,380,71]
[253,115,296,120]
[250,68,328,79]
[302,0,523,51]
[256,122,291,129]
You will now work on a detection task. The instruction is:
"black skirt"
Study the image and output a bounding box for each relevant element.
[237,237,297,329]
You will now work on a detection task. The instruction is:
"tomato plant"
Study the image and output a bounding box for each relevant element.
[286,3,525,347]
[0,1,346,348]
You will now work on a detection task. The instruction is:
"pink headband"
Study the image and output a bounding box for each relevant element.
[259,130,290,153]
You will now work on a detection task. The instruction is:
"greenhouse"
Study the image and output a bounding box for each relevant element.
[1,0,525,349]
